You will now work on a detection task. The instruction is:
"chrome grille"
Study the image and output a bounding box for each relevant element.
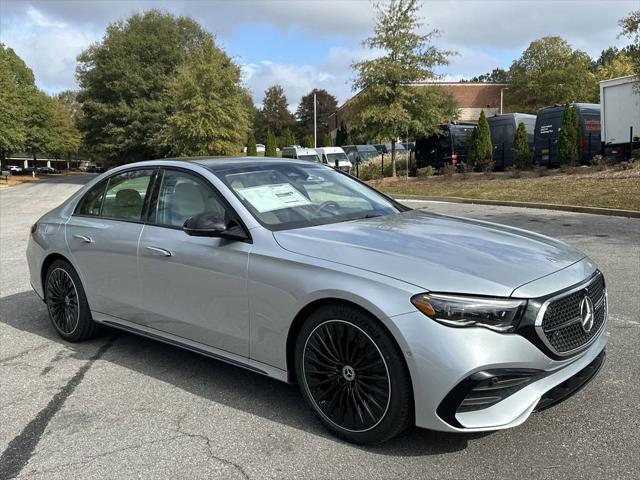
[536,273,607,356]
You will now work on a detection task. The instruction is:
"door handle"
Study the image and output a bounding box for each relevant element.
[145,246,172,257]
[73,234,94,244]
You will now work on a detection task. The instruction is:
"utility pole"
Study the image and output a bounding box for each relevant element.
[500,87,509,115]
[313,92,317,148]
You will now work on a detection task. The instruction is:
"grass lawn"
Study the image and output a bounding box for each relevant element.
[370,164,640,211]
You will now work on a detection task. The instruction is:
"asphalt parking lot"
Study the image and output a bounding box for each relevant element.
[1,175,639,479]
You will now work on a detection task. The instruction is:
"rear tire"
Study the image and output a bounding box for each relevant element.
[44,259,96,342]
[295,303,413,444]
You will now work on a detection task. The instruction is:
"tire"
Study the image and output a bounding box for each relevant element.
[44,259,96,342]
[295,303,413,444]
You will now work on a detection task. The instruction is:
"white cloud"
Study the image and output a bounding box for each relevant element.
[1,0,636,101]
[0,8,98,92]
[242,60,350,111]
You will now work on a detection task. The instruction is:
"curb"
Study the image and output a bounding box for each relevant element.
[391,194,640,219]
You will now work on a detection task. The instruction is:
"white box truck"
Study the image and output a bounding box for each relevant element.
[600,75,640,158]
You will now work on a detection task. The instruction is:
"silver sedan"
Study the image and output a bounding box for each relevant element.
[26,158,607,444]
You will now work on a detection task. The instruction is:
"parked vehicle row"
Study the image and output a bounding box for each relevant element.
[5,165,59,174]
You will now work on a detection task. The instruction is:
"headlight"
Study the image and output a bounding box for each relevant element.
[410,293,526,332]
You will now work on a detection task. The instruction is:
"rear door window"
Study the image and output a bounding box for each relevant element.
[101,169,155,221]
[75,180,108,216]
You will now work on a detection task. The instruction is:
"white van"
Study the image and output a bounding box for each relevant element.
[281,146,321,163]
[315,147,352,172]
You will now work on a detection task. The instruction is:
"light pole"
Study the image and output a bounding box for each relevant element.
[313,92,317,148]
[500,87,509,115]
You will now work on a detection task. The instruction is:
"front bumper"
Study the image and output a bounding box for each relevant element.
[390,310,608,432]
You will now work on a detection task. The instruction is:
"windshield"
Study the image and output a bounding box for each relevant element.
[215,163,401,230]
[298,154,320,162]
[326,153,349,164]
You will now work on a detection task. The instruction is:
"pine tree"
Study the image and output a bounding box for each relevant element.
[283,128,296,147]
[303,133,314,148]
[246,131,257,156]
[513,121,532,169]
[557,104,580,166]
[474,110,493,171]
[265,130,277,157]
[352,0,453,176]
[323,133,333,147]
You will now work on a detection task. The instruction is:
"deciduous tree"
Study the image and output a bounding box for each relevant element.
[619,10,640,80]
[0,44,32,160]
[77,10,211,164]
[159,38,250,156]
[49,99,81,158]
[507,36,597,111]
[352,0,453,175]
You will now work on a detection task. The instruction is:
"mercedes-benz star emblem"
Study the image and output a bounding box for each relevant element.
[580,295,594,333]
[342,365,355,382]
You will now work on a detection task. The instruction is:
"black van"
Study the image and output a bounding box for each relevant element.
[488,113,536,169]
[414,123,476,170]
[533,103,601,166]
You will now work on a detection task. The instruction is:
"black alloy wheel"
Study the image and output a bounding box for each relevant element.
[295,304,413,444]
[45,260,96,342]
[46,268,80,335]
[303,320,391,432]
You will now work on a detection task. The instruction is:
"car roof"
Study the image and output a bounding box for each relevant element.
[187,156,314,171]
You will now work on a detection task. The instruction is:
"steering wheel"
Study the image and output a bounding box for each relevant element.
[315,200,341,216]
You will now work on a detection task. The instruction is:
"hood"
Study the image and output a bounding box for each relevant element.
[273,210,585,297]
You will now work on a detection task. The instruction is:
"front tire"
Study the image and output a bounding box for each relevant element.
[295,303,413,444]
[45,259,96,342]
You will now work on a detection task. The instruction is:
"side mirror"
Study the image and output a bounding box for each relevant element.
[183,212,248,241]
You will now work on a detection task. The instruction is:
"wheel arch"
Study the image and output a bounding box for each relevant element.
[285,298,412,388]
[40,252,72,300]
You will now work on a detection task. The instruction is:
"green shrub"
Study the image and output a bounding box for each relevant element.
[303,134,314,148]
[358,161,382,180]
[557,104,580,166]
[323,133,333,147]
[283,128,296,147]
[246,131,257,156]
[513,121,532,169]
[467,110,493,171]
[416,166,435,177]
[265,130,277,157]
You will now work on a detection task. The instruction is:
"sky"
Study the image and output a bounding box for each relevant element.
[0,0,636,110]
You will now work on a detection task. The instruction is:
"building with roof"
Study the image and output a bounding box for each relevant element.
[328,82,508,138]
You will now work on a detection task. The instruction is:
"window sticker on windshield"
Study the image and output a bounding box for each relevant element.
[236,183,311,213]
